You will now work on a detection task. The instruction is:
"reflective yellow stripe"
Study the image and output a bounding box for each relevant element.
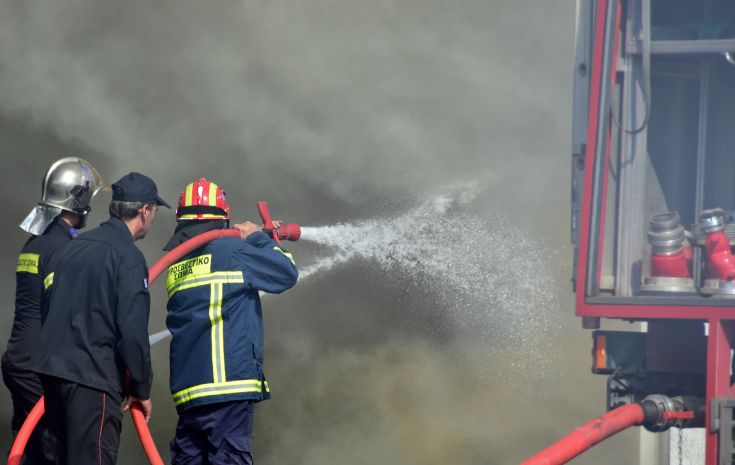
[44,272,54,290]
[208,182,218,206]
[273,246,295,265]
[16,253,40,274]
[172,379,265,406]
[209,283,226,383]
[217,286,226,382]
[185,183,194,207]
[167,271,244,297]
[178,213,225,220]
[209,284,218,382]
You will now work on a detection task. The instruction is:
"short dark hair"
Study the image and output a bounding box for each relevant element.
[109,200,147,221]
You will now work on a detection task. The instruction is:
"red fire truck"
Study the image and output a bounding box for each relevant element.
[525,1,735,464]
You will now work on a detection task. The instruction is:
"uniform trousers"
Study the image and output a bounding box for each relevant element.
[40,376,122,465]
[171,400,254,465]
[2,366,54,465]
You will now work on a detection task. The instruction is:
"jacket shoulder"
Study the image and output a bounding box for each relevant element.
[19,227,72,272]
[21,228,70,254]
[73,227,146,268]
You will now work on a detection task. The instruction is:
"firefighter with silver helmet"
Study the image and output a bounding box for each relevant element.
[163,178,298,465]
[1,157,107,465]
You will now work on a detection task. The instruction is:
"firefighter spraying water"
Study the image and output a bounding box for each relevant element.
[162,178,298,465]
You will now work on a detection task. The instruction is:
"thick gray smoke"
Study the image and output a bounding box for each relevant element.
[0,0,568,210]
[0,1,638,464]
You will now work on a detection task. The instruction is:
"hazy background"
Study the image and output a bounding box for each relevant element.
[0,1,639,464]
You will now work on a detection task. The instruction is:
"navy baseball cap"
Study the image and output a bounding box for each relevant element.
[111,172,171,208]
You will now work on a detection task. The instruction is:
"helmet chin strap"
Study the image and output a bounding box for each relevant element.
[76,213,87,229]
[69,182,92,213]
[69,208,90,229]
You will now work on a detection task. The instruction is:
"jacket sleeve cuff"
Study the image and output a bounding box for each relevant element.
[245,230,273,247]
[128,383,152,400]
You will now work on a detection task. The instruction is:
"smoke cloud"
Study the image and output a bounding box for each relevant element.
[0,0,567,208]
[0,1,638,464]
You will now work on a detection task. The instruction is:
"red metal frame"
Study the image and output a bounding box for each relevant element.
[595,2,617,291]
[573,0,735,463]
[576,0,610,305]
[705,319,735,464]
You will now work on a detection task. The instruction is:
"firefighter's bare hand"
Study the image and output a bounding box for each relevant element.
[272,220,284,230]
[234,221,261,239]
[123,397,153,423]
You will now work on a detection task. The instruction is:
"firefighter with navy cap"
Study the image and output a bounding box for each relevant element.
[2,157,107,465]
[163,178,298,465]
[32,172,170,465]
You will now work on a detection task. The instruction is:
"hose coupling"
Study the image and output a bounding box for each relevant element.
[640,395,704,431]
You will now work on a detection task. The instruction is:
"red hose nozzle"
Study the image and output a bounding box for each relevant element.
[257,201,300,244]
[275,224,301,241]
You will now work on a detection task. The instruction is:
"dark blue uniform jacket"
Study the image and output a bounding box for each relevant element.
[32,217,152,401]
[2,219,74,375]
[166,231,297,413]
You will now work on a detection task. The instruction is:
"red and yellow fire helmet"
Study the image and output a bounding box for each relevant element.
[176,178,230,220]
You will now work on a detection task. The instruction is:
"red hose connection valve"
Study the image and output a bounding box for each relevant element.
[640,211,695,294]
[699,208,735,295]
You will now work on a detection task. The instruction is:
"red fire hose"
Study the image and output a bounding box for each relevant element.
[520,403,645,465]
[7,396,46,465]
[10,203,301,465]
[147,228,242,282]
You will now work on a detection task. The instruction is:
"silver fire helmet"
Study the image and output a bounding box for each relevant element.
[20,157,108,235]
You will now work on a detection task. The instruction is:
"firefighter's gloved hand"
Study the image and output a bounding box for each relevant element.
[234,221,261,239]
[124,397,153,423]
